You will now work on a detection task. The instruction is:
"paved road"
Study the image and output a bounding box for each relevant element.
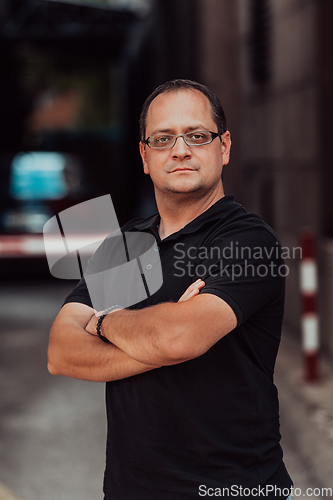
[0,279,106,500]
[0,280,330,499]
[280,424,327,500]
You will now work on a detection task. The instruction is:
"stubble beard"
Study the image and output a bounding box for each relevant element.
[155,175,213,205]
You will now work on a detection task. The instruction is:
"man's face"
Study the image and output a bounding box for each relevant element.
[139,89,231,198]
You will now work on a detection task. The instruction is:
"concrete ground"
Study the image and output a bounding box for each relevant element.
[275,335,333,499]
[0,280,332,499]
[0,280,106,500]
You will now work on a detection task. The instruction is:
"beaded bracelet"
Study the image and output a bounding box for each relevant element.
[96,305,122,343]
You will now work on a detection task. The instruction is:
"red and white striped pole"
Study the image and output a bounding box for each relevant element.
[300,230,320,382]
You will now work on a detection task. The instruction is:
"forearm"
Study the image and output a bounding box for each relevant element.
[48,305,160,382]
[101,302,195,366]
[100,293,237,366]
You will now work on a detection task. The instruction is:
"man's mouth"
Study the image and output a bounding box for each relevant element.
[171,167,196,173]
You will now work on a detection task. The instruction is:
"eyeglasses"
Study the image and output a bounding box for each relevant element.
[143,130,220,149]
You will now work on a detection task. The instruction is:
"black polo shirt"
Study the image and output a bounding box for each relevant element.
[64,195,293,500]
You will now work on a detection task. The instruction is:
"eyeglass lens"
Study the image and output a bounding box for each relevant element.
[148,131,213,149]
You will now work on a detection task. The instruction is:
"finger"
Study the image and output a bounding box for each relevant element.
[187,279,205,291]
[178,285,196,302]
[188,288,200,298]
[178,280,205,302]
[185,280,205,296]
[186,279,204,292]
[179,287,200,302]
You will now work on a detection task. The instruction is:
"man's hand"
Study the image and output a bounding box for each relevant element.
[178,279,205,302]
[85,308,113,337]
[85,313,98,337]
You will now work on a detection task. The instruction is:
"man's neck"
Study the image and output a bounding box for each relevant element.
[156,187,225,240]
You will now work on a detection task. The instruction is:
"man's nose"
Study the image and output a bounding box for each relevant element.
[172,136,192,159]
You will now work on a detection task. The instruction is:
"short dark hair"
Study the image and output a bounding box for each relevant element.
[139,79,228,141]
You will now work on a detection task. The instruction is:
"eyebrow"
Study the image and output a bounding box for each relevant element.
[150,124,209,136]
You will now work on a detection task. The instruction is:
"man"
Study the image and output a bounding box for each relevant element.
[48,79,293,499]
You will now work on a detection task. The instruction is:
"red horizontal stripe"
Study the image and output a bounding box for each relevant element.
[302,295,317,314]
[300,232,315,259]
[304,352,320,381]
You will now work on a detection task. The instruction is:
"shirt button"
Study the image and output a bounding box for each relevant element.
[146,264,152,270]
[154,246,159,252]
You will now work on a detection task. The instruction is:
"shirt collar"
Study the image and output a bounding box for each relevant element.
[132,195,235,239]
[132,213,160,231]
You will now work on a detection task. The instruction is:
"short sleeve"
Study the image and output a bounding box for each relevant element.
[62,277,93,308]
[198,228,285,326]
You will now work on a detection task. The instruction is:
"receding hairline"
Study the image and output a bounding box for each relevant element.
[144,88,218,136]
[139,79,228,141]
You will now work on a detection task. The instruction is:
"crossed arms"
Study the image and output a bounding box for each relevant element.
[47,281,237,382]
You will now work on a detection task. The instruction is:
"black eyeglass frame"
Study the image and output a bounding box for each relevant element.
[143,131,220,149]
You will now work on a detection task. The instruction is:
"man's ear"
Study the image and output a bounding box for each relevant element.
[139,142,149,175]
[221,131,231,166]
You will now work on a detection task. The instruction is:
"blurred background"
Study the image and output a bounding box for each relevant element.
[0,0,332,499]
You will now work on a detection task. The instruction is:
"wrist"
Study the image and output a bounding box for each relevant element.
[96,305,122,343]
